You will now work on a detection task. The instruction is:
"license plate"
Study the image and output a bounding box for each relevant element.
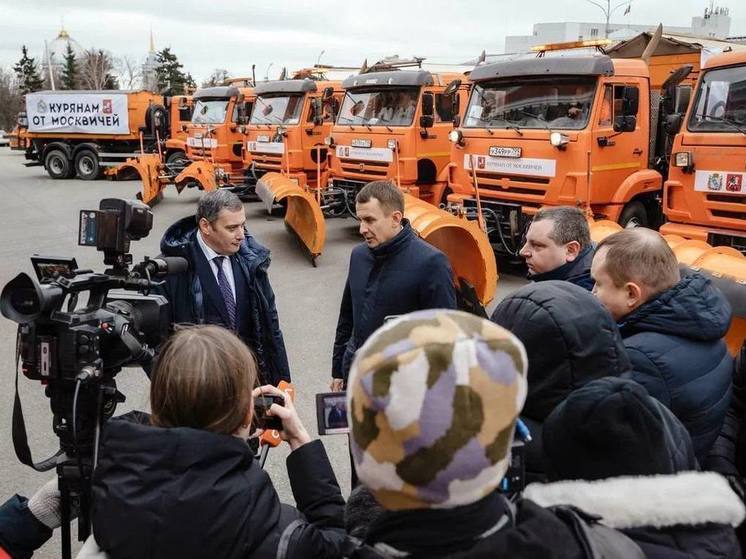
[351,138,372,148]
[489,146,521,158]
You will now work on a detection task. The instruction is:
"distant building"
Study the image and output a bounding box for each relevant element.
[40,25,85,88]
[505,6,733,53]
[142,30,158,92]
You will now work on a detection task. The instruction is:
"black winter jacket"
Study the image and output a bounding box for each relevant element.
[158,215,290,384]
[332,220,456,381]
[91,412,345,559]
[491,281,631,480]
[530,245,595,291]
[619,272,733,463]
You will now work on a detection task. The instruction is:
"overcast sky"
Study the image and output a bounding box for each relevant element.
[1,0,745,83]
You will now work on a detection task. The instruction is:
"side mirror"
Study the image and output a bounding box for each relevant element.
[422,92,434,118]
[444,79,462,97]
[621,86,639,117]
[323,87,334,100]
[453,114,462,128]
[613,114,637,133]
[674,86,691,114]
[420,115,434,128]
[663,113,683,135]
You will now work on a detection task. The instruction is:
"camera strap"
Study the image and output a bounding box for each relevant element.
[12,332,61,472]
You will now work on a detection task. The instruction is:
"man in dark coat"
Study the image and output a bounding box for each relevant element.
[330,180,456,391]
[528,377,744,559]
[592,228,733,462]
[491,280,632,481]
[520,206,594,290]
[158,189,290,384]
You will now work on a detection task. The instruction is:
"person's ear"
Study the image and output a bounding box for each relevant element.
[625,281,644,311]
[391,210,403,226]
[565,241,581,261]
[198,217,211,236]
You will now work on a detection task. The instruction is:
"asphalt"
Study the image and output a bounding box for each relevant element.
[0,149,527,558]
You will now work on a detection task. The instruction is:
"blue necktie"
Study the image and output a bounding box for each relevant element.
[214,256,237,331]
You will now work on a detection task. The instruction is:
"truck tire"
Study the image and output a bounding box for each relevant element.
[166,151,188,166]
[45,149,73,179]
[619,200,648,229]
[74,150,101,180]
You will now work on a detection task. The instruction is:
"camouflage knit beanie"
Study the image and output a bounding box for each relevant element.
[347,309,528,511]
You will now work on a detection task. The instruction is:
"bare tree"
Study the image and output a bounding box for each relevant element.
[202,68,231,88]
[0,66,23,130]
[79,49,118,90]
[115,55,143,90]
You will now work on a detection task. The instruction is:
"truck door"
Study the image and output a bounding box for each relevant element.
[590,80,647,207]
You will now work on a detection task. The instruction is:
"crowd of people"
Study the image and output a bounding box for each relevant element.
[1,182,746,558]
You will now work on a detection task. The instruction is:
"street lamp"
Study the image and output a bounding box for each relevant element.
[585,0,632,38]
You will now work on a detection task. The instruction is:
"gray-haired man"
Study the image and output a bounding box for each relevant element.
[158,189,290,384]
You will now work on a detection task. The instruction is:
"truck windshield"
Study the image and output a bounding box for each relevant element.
[192,99,230,124]
[250,95,304,125]
[337,87,419,126]
[688,65,746,133]
[464,77,596,130]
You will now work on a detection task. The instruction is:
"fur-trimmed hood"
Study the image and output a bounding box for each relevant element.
[523,471,745,530]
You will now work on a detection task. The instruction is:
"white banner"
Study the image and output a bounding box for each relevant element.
[695,170,746,195]
[187,137,218,148]
[336,145,393,162]
[26,93,129,135]
[464,153,556,178]
[247,141,284,154]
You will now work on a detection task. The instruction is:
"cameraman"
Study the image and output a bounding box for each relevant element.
[0,326,345,559]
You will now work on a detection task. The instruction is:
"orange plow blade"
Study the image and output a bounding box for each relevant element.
[588,220,746,355]
[404,194,497,306]
[174,160,219,193]
[109,154,165,207]
[255,172,326,264]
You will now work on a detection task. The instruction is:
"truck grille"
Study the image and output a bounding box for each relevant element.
[473,170,548,207]
[339,158,390,181]
[250,151,283,172]
[705,194,746,222]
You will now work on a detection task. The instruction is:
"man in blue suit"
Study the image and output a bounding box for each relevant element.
[158,189,290,384]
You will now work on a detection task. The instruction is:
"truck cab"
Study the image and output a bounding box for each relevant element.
[244,77,343,190]
[164,95,193,165]
[185,86,255,182]
[447,55,664,255]
[661,51,746,250]
[327,69,466,206]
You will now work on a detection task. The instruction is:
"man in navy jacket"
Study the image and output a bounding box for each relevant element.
[591,228,733,463]
[158,190,290,385]
[330,181,457,391]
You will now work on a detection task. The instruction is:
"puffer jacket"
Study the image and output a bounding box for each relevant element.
[158,215,290,384]
[490,281,631,481]
[619,272,733,462]
[530,244,595,291]
[91,412,345,559]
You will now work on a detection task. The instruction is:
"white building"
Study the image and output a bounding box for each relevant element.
[40,26,85,87]
[142,31,159,92]
[505,6,732,53]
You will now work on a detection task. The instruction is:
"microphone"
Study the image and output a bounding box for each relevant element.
[133,256,189,278]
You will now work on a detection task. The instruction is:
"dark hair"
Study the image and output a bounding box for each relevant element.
[355,180,405,214]
[150,325,257,435]
[196,189,243,224]
[596,228,680,295]
[533,206,591,250]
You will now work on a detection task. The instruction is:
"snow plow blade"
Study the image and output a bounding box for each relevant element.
[404,194,497,305]
[109,154,165,207]
[255,172,326,264]
[174,160,219,193]
[588,220,746,355]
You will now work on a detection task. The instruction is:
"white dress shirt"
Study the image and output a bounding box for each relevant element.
[196,231,236,301]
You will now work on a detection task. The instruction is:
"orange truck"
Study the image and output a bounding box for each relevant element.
[660,50,746,249]
[163,94,193,165]
[23,90,183,180]
[445,43,692,256]
[7,112,30,151]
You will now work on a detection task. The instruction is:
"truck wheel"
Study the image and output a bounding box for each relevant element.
[74,150,101,180]
[166,151,188,166]
[45,150,73,179]
[619,201,648,229]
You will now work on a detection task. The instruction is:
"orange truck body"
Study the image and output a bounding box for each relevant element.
[7,113,30,151]
[163,94,193,163]
[327,70,466,206]
[185,86,255,182]
[244,78,343,190]
[445,54,692,254]
[660,50,746,249]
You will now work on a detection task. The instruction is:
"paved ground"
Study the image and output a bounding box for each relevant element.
[0,149,527,557]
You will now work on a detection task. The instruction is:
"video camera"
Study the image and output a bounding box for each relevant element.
[0,198,187,559]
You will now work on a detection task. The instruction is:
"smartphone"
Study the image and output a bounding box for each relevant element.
[254,395,284,431]
[316,392,349,435]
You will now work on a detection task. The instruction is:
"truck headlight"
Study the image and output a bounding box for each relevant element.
[673,152,692,168]
[387,139,397,150]
[448,129,464,145]
[324,135,334,146]
[550,132,569,148]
